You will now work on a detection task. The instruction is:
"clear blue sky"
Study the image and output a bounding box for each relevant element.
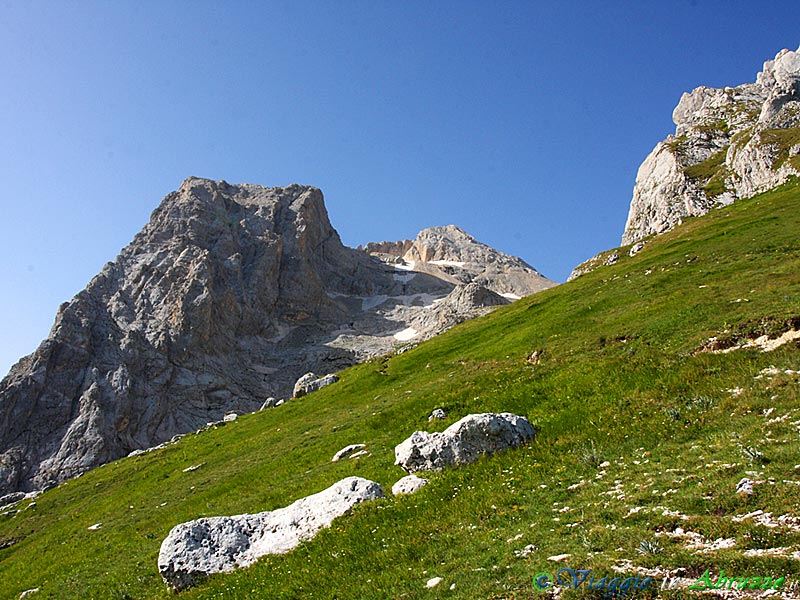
[1,1,798,376]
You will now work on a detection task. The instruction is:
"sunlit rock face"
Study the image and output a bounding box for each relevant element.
[623,47,800,245]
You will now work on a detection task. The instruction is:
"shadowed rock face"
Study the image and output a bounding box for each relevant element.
[0,178,389,492]
[622,47,800,245]
[0,178,553,494]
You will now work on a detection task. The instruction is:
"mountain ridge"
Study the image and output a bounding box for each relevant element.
[0,177,553,495]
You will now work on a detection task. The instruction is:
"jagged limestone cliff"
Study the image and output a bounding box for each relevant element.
[622,47,800,245]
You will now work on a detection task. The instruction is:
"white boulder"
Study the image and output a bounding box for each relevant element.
[158,476,384,590]
[392,474,428,495]
[394,412,535,472]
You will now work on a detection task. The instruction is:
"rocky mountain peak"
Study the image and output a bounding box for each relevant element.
[0,179,554,495]
[362,225,555,299]
[622,47,800,245]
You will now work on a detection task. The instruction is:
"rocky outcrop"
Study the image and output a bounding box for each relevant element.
[158,476,384,590]
[623,47,800,245]
[363,225,557,298]
[408,282,510,338]
[394,412,535,472]
[0,178,552,495]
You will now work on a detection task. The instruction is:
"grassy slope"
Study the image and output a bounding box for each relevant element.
[2,181,800,600]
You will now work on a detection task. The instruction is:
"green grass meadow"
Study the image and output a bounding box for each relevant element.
[2,180,800,599]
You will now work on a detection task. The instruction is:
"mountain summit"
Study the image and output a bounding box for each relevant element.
[362,224,554,300]
[0,178,552,494]
[623,47,800,244]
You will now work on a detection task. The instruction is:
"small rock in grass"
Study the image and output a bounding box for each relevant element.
[332,444,366,462]
[426,577,442,588]
[88,523,103,530]
[392,475,428,496]
[428,408,447,421]
[736,477,754,496]
[547,553,571,562]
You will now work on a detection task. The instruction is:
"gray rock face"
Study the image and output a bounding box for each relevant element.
[158,476,384,590]
[292,372,340,398]
[394,412,535,473]
[0,178,552,495]
[623,47,800,246]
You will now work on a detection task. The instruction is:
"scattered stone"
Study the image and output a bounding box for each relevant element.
[260,397,278,410]
[275,399,285,407]
[223,413,238,423]
[428,408,447,421]
[547,553,571,562]
[736,477,754,496]
[87,523,102,530]
[629,242,645,257]
[19,589,39,599]
[425,577,442,588]
[0,491,25,508]
[293,373,340,398]
[526,350,541,364]
[391,475,429,496]
[331,444,366,462]
[514,544,538,558]
[182,463,205,473]
[348,450,368,459]
[158,476,385,590]
[395,412,535,473]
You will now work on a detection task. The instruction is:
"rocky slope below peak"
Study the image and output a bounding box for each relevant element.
[622,47,800,245]
[0,178,552,494]
[362,224,556,299]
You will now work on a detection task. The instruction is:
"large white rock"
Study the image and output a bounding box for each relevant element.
[394,412,535,472]
[158,476,384,590]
